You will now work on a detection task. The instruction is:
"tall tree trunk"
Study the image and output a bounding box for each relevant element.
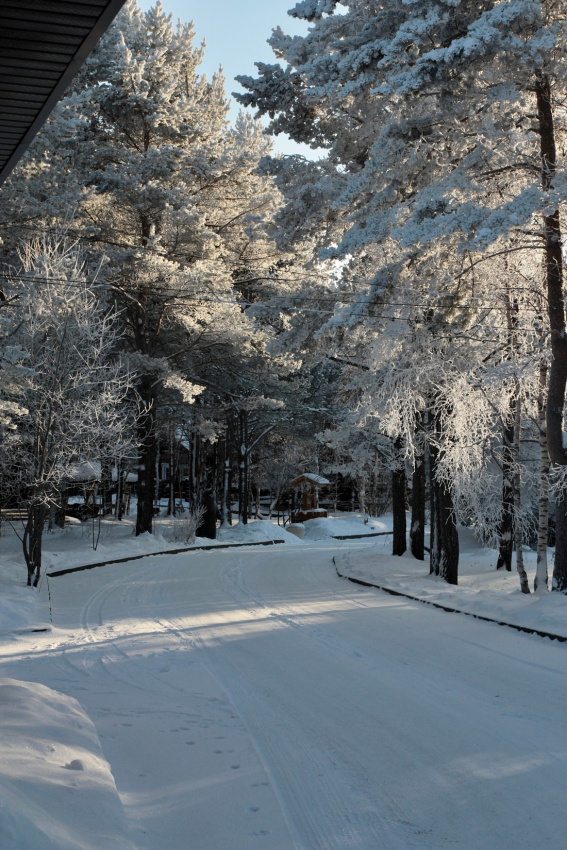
[210,443,219,504]
[155,441,160,509]
[433,476,459,585]
[23,502,47,587]
[392,442,407,555]
[359,481,366,515]
[513,389,530,594]
[101,456,113,516]
[496,414,515,572]
[222,457,232,525]
[535,73,567,586]
[238,409,248,525]
[55,484,68,529]
[538,73,567,465]
[554,486,567,591]
[497,291,519,571]
[221,418,233,526]
[167,423,175,516]
[429,439,459,585]
[136,376,157,536]
[194,429,203,503]
[115,457,123,521]
[410,452,425,560]
[428,439,438,575]
[535,362,549,592]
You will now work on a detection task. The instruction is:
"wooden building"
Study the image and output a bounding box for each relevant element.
[289,473,330,523]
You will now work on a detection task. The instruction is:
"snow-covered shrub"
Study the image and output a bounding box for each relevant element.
[172,505,206,545]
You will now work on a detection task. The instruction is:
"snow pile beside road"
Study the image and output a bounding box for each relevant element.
[0,679,135,850]
[302,515,391,540]
[336,533,567,640]
[0,582,45,635]
[42,530,181,573]
[0,550,51,635]
[216,519,288,545]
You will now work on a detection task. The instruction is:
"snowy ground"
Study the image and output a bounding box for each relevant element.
[1,513,567,848]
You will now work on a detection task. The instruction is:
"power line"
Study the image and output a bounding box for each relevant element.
[0,275,543,315]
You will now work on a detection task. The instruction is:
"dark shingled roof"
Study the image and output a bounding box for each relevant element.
[0,0,127,186]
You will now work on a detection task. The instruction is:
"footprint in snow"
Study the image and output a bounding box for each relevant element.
[64,759,85,771]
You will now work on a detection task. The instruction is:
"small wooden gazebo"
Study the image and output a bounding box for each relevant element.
[289,473,330,523]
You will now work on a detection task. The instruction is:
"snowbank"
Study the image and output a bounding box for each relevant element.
[302,515,391,541]
[335,527,567,640]
[0,679,136,850]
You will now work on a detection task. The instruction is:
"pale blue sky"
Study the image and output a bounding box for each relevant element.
[138,0,318,157]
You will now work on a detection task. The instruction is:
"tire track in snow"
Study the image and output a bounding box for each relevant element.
[47,557,292,850]
[220,557,433,849]
[154,554,436,850]
[49,547,448,849]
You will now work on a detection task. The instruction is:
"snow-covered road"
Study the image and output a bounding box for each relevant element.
[3,541,567,849]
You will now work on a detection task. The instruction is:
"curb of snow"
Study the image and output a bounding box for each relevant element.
[46,538,286,578]
[333,557,567,644]
[331,531,392,540]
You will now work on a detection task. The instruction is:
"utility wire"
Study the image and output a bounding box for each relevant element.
[0,275,544,314]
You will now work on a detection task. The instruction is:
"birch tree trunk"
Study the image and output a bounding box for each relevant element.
[115,458,123,521]
[513,390,530,594]
[135,375,157,536]
[535,363,549,592]
[167,423,175,517]
[238,409,249,525]
[221,419,233,527]
[358,481,366,516]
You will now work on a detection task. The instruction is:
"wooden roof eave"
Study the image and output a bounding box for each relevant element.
[0,0,127,187]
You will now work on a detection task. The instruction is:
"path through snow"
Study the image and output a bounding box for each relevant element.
[2,538,567,848]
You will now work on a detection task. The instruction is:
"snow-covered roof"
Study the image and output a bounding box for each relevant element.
[68,461,137,483]
[69,461,100,482]
[289,473,330,487]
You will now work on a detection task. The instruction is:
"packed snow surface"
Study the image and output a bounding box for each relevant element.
[2,513,567,848]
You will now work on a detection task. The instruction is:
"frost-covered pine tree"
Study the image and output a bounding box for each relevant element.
[1,2,295,536]
[237,0,567,588]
